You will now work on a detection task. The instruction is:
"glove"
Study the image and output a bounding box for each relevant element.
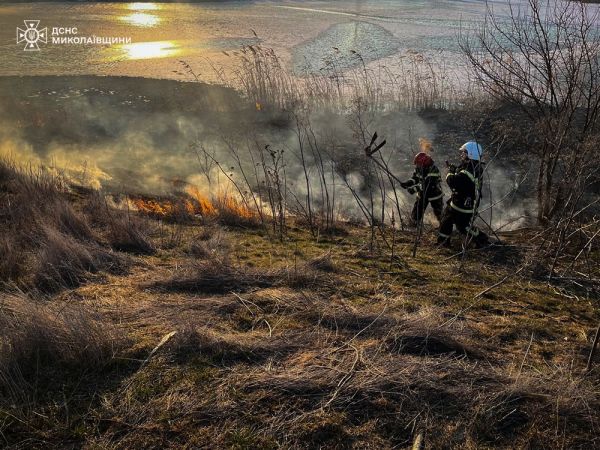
[407,187,416,195]
[400,181,410,189]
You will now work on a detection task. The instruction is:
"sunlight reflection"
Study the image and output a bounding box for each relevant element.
[127,3,161,11]
[120,13,160,27]
[117,41,181,60]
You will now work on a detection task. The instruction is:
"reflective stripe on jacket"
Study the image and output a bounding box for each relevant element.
[446,161,483,214]
[404,164,443,201]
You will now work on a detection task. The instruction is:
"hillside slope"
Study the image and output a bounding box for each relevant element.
[0,160,599,449]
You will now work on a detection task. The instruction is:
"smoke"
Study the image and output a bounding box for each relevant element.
[0,75,533,229]
[0,76,255,191]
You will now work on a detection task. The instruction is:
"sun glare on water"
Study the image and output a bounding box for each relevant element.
[120,12,161,27]
[118,41,181,60]
[127,2,160,11]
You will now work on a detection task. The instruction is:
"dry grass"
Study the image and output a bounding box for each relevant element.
[219,45,470,112]
[150,258,326,295]
[1,157,599,449]
[307,253,337,273]
[85,296,600,449]
[151,259,276,294]
[33,227,125,294]
[0,160,143,292]
[85,193,156,255]
[0,236,25,285]
[188,226,229,259]
[107,214,156,255]
[0,291,126,408]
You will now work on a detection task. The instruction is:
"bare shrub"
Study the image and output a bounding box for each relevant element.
[460,0,600,224]
[459,0,600,283]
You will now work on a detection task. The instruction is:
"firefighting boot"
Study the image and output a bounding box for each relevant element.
[436,235,451,248]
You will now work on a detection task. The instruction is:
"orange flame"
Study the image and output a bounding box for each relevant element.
[419,137,433,154]
[132,198,176,217]
[186,186,217,216]
[184,199,196,215]
[131,186,256,222]
[216,194,255,219]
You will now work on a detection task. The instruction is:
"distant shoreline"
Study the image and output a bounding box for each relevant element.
[6,1,251,3]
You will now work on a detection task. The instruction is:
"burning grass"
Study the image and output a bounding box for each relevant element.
[213,194,260,227]
[131,188,260,228]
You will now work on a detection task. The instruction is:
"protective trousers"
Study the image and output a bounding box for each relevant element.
[437,204,489,248]
[411,196,443,226]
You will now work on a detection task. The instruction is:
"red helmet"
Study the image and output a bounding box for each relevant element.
[414,152,433,168]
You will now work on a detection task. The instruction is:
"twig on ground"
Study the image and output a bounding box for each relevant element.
[474,265,527,299]
[517,331,534,380]
[586,322,600,372]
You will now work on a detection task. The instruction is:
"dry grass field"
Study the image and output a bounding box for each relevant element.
[1,158,599,449]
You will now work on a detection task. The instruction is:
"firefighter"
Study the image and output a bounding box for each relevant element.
[437,141,490,248]
[400,152,444,226]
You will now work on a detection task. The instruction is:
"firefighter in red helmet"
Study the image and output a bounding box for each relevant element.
[400,152,444,226]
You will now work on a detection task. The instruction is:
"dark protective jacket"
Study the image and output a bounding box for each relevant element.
[402,164,443,201]
[445,160,484,213]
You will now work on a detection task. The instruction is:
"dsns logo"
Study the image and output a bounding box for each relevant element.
[17,20,48,51]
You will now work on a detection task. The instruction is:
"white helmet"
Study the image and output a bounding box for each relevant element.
[460,141,483,161]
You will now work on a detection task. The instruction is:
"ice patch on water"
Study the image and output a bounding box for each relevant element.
[292,21,400,74]
[204,37,261,51]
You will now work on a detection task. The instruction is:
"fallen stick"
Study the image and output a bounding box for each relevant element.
[322,344,360,409]
[440,264,527,328]
[140,331,177,369]
[119,330,178,393]
[412,432,424,450]
[586,322,600,372]
[474,265,526,299]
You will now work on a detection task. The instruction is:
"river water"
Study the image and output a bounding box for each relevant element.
[1,0,519,81]
[1,1,540,226]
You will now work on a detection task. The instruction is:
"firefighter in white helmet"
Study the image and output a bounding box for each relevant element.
[437,141,490,248]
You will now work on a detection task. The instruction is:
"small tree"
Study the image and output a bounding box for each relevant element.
[460,0,600,224]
